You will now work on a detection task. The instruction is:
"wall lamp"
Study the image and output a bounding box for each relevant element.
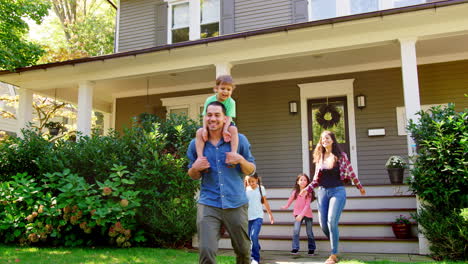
[289,101,298,114]
[356,94,366,110]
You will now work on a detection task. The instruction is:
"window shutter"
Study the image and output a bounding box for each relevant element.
[292,0,308,23]
[220,0,235,35]
[156,2,168,46]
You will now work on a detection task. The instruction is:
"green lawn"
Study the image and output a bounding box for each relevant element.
[0,245,465,264]
[0,245,233,264]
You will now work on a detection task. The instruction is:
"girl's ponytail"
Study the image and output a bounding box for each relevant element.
[252,173,265,204]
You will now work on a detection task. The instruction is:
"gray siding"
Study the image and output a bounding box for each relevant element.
[118,0,158,52]
[234,0,292,32]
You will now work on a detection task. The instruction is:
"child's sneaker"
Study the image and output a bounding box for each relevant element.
[290,249,299,255]
[308,250,316,256]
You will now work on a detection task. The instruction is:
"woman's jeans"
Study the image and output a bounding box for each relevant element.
[292,216,316,251]
[316,186,347,255]
[248,218,263,262]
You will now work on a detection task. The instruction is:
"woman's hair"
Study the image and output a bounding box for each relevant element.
[313,130,343,164]
[216,75,236,89]
[248,173,264,204]
[293,173,315,201]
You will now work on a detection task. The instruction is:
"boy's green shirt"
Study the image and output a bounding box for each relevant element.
[202,94,236,118]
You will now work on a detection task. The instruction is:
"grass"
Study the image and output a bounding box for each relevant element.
[0,245,234,264]
[0,245,465,264]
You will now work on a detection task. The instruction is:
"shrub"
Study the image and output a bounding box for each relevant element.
[0,167,143,247]
[407,103,467,260]
[413,204,467,260]
[0,129,52,182]
[0,113,200,248]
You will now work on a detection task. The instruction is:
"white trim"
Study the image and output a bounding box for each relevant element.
[298,79,358,176]
[190,0,201,40]
[114,0,121,52]
[336,0,350,17]
[160,93,211,121]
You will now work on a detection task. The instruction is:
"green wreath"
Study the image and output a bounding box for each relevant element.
[315,104,341,129]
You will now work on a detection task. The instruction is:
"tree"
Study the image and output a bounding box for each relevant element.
[0,0,50,70]
[36,0,116,63]
[0,93,76,133]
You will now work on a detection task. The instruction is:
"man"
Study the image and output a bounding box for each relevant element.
[188,101,256,264]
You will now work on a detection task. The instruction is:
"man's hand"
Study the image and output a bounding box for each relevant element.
[225,151,243,165]
[193,157,210,172]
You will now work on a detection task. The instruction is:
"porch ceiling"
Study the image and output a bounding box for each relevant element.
[0,3,467,113]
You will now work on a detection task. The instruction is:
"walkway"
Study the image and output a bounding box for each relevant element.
[217,249,434,264]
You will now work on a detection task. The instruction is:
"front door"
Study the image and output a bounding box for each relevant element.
[307,97,350,177]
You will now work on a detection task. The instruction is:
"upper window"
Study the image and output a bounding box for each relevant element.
[167,0,220,44]
[308,0,426,21]
[171,3,190,43]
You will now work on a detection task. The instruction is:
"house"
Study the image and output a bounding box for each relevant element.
[0,0,467,254]
[0,82,18,136]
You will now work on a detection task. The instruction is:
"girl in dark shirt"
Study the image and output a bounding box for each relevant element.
[301,131,366,264]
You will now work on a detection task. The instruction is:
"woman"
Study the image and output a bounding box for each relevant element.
[300,131,366,264]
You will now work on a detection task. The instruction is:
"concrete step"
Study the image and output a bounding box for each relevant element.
[267,185,413,198]
[267,195,416,210]
[193,236,419,254]
[260,222,418,238]
[270,208,416,222]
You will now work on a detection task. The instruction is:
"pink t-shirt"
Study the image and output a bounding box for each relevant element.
[284,190,313,218]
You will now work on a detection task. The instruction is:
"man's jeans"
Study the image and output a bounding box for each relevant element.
[292,216,316,251]
[316,186,347,255]
[248,218,263,262]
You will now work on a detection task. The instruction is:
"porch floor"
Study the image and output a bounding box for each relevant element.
[217,249,433,264]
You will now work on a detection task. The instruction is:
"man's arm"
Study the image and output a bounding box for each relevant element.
[225,151,256,175]
[188,157,210,180]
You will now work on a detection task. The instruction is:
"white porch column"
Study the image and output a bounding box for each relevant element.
[399,37,429,255]
[17,88,33,136]
[77,81,94,137]
[214,62,232,77]
[399,37,421,157]
[103,112,111,135]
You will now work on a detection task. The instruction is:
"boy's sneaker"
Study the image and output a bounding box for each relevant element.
[290,249,299,255]
[250,260,259,264]
[308,250,316,256]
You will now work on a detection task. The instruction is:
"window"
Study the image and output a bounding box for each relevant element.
[308,0,427,21]
[171,3,190,43]
[200,0,220,39]
[161,94,211,121]
[169,107,189,116]
[166,0,220,44]
[351,0,378,14]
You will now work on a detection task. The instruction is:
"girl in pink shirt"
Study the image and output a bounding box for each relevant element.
[281,173,317,256]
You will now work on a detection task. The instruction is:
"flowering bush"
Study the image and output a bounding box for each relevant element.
[385,155,407,169]
[393,215,412,225]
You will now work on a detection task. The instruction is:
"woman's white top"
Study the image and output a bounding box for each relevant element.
[246,185,266,220]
